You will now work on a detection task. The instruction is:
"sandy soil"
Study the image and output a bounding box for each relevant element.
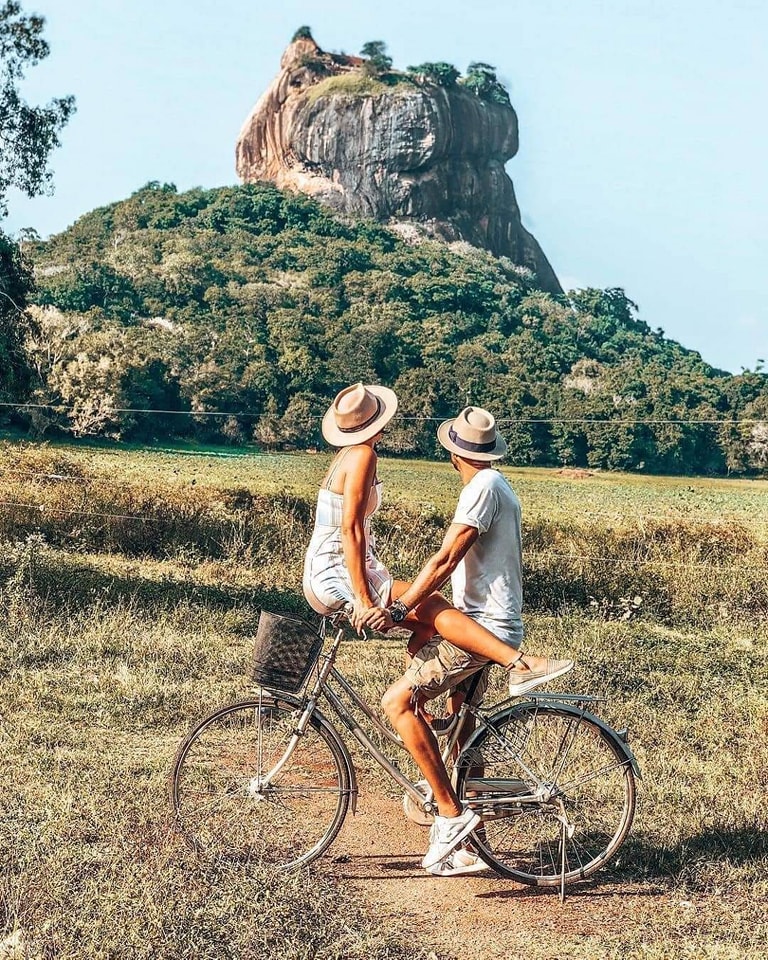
[317,781,736,960]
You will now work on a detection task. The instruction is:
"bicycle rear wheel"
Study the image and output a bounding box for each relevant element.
[455,702,636,886]
[169,696,353,870]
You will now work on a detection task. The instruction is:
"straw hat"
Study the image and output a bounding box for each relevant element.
[437,406,508,461]
[322,383,398,446]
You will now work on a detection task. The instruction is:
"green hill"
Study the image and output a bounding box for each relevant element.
[15,181,768,474]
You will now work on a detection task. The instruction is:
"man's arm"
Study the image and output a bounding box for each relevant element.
[359,522,478,630]
[398,523,478,610]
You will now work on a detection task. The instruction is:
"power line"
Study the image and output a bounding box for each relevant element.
[524,550,766,572]
[525,510,766,528]
[0,500,766,571]
[0,399,765,426]
[0,468,765,522]
[2,471,768,528]
[0,400,237,418]
[0,500,152,523]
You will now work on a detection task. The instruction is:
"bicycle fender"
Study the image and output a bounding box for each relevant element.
[465,700,643,781]
[264,690,360,813]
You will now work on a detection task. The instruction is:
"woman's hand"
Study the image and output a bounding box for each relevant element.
[359,605,393,633]
[351,597,375,633]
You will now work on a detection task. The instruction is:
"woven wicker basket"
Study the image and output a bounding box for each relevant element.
[252,610,323,694]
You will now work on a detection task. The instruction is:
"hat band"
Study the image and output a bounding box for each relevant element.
[448,425,497,453]
[338,396,383,433]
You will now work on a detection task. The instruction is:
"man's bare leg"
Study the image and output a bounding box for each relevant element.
[406,622,435,662]
[389,580,558,681]
[381,675,462,818]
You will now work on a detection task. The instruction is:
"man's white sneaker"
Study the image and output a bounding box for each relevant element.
[426,846,488,877]
[421,806,481,869]
[507,658,574,697]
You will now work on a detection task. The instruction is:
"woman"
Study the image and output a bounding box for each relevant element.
[303,381,398,623]
[303,383,568,684]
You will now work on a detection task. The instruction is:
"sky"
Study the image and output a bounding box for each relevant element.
[4,0,767,375]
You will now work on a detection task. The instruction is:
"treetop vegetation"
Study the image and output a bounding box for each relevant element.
[6,180,766,476]
[406,62,461,87]
[0,0,75,217]
[1,1,73,412]
[359,40,393,78]
[461,62,511,105]
[294,31,512,105]
[291,25,313,42]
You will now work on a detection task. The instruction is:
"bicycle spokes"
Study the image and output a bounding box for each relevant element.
[456,703,636,886]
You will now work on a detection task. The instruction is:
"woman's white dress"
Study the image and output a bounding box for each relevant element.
[303,476,392,615]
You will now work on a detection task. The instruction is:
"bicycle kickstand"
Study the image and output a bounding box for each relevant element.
[554,799,574,904]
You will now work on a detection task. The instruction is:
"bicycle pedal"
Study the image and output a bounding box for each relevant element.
[402,780,435,826]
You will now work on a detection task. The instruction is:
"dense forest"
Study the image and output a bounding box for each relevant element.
[4,181,768,474]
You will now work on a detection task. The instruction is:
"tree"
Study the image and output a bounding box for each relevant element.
[0,1,75,216]
[1,2,74,411]
[360,40,392,77]
[23,178,768,470]
[407,62,460,87]
[461,62,511,105]
[291,26,313,42]
[0,230,36,400]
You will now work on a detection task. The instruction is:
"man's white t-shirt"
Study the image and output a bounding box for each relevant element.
[450,469,523,649]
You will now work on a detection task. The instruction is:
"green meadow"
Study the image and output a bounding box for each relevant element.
[0,440,766,958]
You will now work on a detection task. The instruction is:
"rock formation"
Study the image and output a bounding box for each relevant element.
[236,35,562,294]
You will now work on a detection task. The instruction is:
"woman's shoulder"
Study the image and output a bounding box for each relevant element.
[341,443,377,463]
[338,443,377,481]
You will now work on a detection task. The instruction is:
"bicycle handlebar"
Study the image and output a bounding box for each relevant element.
[328,603,369,640]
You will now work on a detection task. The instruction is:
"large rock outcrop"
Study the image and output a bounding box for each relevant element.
[236,37,562,294]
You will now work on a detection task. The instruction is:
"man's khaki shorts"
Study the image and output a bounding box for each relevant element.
[403,637,491,705]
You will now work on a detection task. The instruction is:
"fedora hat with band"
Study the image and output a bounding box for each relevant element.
[322,383,398,446]
[437,406,508,462]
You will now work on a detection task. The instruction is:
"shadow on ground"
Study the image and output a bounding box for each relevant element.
[597,826,768,887]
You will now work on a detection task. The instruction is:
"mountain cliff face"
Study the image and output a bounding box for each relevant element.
[236,37,562,294]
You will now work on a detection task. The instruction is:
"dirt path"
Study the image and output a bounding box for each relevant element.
[317,780,737,960]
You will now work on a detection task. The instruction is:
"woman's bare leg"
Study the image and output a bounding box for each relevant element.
[391,581,551,676]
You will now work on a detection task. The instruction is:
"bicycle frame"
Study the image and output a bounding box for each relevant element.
[256,614,466,816]
[255,614,640,823]
[169,609,643,896]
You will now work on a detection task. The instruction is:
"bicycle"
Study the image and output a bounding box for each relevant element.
[169,608,640,896]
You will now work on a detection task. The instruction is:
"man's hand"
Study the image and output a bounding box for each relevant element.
[359,605,394,633]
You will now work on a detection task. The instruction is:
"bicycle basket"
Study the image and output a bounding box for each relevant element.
[252,610,323,694]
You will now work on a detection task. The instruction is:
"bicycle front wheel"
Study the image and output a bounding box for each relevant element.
[455,702,636,886]
[169,696,353,870]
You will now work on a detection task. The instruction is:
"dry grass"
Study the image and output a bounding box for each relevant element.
[1,586,765,959]
[1,442,767,627]
[304,74,411,104]
[0,439,766,958]
[0,593,427,960]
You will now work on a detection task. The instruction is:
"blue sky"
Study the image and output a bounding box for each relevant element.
[4,0,767,375]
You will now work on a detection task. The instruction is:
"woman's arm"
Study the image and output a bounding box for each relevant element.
[339,445,377,625]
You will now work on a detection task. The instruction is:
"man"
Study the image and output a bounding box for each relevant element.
[361,406,573,876]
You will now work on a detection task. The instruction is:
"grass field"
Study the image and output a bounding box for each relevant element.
[0,439,766,958]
